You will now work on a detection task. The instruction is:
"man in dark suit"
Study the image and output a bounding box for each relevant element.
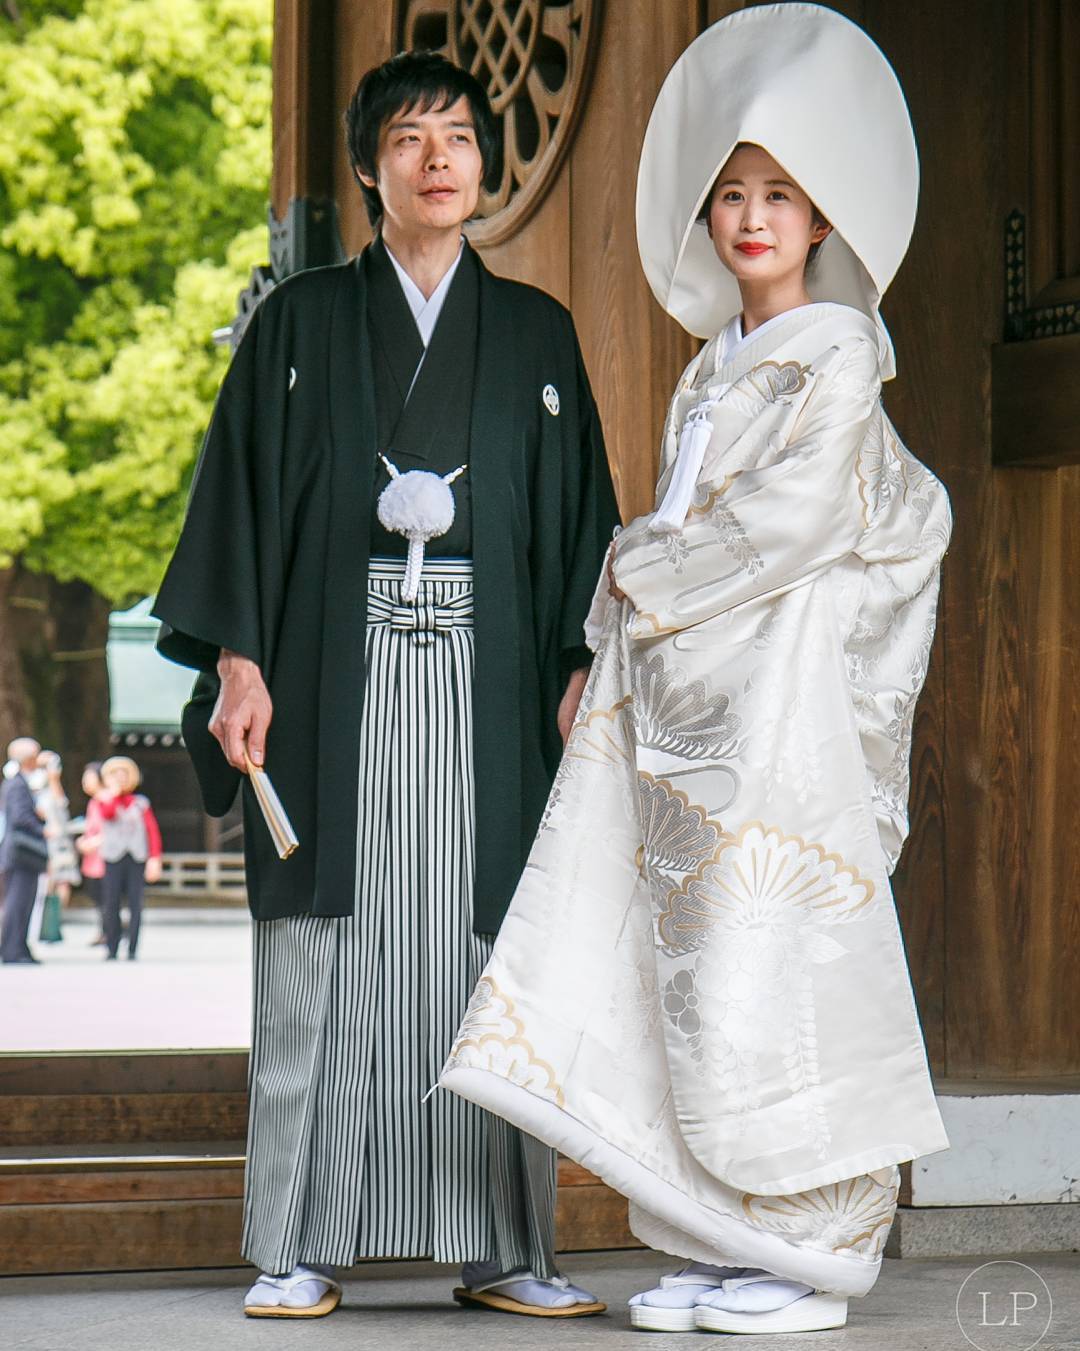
[0,737,47,964]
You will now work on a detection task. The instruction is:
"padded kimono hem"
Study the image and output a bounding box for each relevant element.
[442,1066,884,1297]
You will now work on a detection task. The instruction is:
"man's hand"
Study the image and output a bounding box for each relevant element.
[144,857,163,885]
[211,650,273,771]
[606,542,627,603]
[557,666,591,746]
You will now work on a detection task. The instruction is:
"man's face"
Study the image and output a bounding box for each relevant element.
[361,95,483,236]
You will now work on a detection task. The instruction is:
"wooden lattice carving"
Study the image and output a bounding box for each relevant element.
[396,0,600,244]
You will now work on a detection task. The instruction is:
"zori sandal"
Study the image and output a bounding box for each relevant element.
[453,1271,607,1318]
[243,1266,342,1318]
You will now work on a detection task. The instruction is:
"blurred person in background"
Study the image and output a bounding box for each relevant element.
[0,738,48,964]
[35,751,82,944]
[76,762,107,946]
[97,756,163,962]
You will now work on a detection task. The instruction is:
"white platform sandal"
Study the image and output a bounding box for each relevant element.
[629,1267,742,1332]
[694,1273,848,1334]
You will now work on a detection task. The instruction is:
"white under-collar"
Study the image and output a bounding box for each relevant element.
[719,303,831,367]
[383,237,465,348]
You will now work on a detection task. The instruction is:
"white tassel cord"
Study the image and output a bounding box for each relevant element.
[403,537,425,603]
[650,396,724,534]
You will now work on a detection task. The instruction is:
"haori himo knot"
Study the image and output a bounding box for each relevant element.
[376,454,468,601]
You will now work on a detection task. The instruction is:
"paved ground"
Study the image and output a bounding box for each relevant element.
[3,1249,1079,1351]
[0,907,251,1051]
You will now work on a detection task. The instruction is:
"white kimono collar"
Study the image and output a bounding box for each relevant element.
[383,236,465,349]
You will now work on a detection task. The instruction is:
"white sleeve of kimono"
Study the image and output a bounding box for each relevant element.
[612,339,879,638]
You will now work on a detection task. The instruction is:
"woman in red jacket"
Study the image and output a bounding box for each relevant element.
[97,757,162,961]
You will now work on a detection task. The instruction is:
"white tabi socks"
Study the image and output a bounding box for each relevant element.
[693,1270,848,1334]
[243,1264,341,1318]
[629,1262,748,1331]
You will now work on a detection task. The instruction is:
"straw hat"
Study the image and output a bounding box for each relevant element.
[636,2,918,378]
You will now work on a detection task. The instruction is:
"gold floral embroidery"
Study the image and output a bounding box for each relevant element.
[445,977,565,1107]
[740,1167,900,1258]
[565,695,634,767]
[743,359,812,403]
[685,474,736,521]
[657,820,875,951]
[656,824,879,1153]
[632,611,664,637]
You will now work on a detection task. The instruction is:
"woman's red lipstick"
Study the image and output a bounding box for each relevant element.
[735,242,771,255]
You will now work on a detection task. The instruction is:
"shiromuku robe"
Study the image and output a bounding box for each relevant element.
[441,302,953,1296]
[152,241,618,932]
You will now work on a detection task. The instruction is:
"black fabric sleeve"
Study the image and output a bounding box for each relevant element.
[558,314,620,684]
[152,302,282,673]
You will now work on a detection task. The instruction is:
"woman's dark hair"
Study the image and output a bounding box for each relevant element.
[344,51,498,227]
[695,152,831,270]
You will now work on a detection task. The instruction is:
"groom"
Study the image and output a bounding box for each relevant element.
[154,51,618,1319]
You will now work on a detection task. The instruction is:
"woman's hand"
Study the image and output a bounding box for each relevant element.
[144,857,163,885]
[606,542,627,603]
[557,666,591,746]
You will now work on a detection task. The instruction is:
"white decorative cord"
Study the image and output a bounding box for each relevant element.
[650,394,725,534]
[377,454,468,601]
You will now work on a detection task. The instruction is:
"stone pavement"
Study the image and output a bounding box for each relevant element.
[0,907,251,1051]
[4,1249,1079,1351]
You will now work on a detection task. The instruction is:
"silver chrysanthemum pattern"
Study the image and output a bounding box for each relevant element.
[637,773,723,874]
[632,653,744,762]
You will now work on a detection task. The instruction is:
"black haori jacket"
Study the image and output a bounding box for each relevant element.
[152,242,619,932]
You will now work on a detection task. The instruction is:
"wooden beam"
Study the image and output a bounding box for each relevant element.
[0,1052,247,1097]
[0,1157,637,1275]
[1,1093,248,1148]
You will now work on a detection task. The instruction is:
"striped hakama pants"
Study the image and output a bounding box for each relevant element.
[241,558,558,1277]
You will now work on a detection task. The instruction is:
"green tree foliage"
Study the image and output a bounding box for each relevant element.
[0,0,271,603]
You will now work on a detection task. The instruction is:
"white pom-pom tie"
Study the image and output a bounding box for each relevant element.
[377,454,468,601]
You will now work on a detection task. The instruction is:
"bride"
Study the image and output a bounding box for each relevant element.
[442,3,951,1335]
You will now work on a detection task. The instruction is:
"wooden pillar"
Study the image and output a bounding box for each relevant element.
[270,0,345,278]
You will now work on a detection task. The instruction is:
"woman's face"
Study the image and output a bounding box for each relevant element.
[82,770,101,797]
[706,143,830,287]
[103,767,129,794]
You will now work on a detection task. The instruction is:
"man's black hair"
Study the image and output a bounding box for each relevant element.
[344,50,498,227]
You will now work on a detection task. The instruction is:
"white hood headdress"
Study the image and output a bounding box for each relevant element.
[635,2,918,379]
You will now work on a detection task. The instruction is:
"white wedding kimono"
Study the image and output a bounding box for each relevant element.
[441,302,952,1297]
